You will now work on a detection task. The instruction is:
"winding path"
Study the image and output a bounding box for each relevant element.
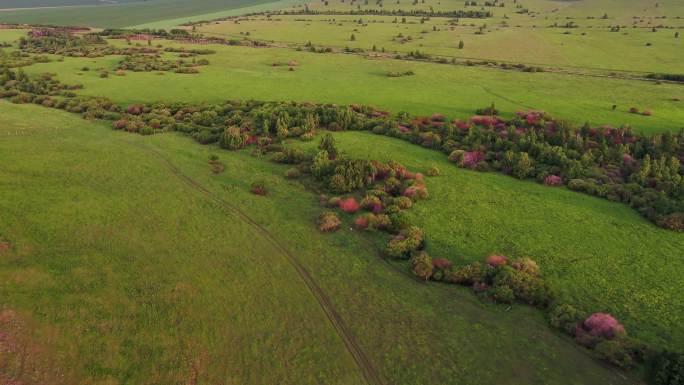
[133,142,385,385]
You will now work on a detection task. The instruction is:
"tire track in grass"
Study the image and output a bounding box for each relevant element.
[133,142,384,385]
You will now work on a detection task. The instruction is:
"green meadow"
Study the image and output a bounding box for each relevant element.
[0,101,643,384]
[18,40,684,134]
[198,14,684,73]
[2,0,684,383]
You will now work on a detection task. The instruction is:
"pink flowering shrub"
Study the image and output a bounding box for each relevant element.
[461,151,486,169]
[403,184,428,200]
[338,198,360,213]
[642,110,652,116]
[126,104,144,115]
[471,115,499,127]
[431,113,446,122]
[432,258,453,270]
[544,175,563,186]
[629,107,639,114]
[354,215,369,230]
[486,254,508,267]
[398,125,411,134]
[582,313,626,339]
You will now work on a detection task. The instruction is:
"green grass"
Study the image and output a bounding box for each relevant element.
[21,40,684,134]
[198,14,684,73]
[0,100,644,385]
[292,130,684,351]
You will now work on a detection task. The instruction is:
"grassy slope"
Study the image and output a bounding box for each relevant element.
[20,42,684,134]
[294,131,684,350]
[0,101,641,385]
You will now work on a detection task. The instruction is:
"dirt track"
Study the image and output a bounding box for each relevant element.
[134,142,385,385]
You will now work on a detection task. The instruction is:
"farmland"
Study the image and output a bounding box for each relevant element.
[1,0,684,384]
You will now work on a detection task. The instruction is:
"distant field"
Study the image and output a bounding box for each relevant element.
[0,0,139,9]
[0,101,641,385]
[0,0,292,27]
[198,15,684,73]
[19,39,684,134]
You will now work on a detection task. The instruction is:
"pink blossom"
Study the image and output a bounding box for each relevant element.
[432,258,453,269]
[486,254,508,267]
[461,151,485,169]
[338,198,360,213]
[583,313,625,339]
[544,175,562,186]
[354,216,368,230]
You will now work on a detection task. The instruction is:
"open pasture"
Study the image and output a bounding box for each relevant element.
[15,36,683,134]
[0,101,644,385]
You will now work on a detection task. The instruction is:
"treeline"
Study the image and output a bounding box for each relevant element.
[278,8,493,18]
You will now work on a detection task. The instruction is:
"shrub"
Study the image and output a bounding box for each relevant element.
[544,175,563,186]
[489,284,515,304]
[220,126,247,150]
[394,196,413,210]
[338,198,361,213]
[318,133,339,159]
[658,212,684,231]
[410,251,433,280]
[361,195,382,213]
[112,119,128,130]
[318,211,341,232]
[426,166,440,176]
[510,257,540,276]
[595,339,635,368]
[354,215,369,230]
[250,181,267,195]
[486,254,508,267]
[126,104,144,115]
[403,184,428,200]
[650,350,684,385]
[284,168,300,179]
[432,258,453,270]
[493,265,552,306]
[578,313,626,343]
[445,262,487,285]
[385,226,424,259]
[549,304,581,334]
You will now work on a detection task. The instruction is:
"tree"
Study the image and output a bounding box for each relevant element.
[513,152,533,179]
[350,33,356,41]
[410,251,433,280]
[458,40,465,49]
[220,126,246,150]
[311,150,333,178]
[319,133,339,159]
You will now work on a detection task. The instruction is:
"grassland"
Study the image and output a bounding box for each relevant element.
[2,0,684,381]
[19,38,684,134]
[198,14,684,73]
[0,101,644,384]
[292,130,684,351]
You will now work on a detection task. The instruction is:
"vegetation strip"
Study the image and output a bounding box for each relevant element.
[133,143,385,385]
